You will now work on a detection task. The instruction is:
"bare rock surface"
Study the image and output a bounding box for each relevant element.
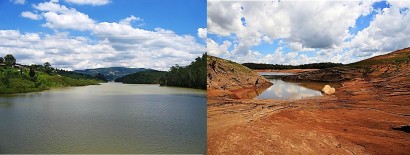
[322,85,336,95]
[207,55,272,99]
[207,48,410,155]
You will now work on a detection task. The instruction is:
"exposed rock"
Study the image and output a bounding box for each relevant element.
[321,85,335,95]
[208,47,410,154]
[282,67,359,82]
[207,56,272,99]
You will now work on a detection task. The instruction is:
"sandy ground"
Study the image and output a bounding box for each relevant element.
[207,77,410,154]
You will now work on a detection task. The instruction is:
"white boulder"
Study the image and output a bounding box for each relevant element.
[322,85,335,95]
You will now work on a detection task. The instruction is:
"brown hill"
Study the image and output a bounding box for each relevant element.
[283,47,410,82]
[207,55,272,99]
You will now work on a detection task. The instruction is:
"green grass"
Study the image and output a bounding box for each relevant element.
[0,67,102,94]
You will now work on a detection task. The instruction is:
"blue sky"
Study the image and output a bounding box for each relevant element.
[0,0,206,70]
[207,0,410,65]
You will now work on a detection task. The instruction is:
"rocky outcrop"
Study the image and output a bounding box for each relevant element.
[207,56,272,99]
[282,67,359,82]
[321,85,335,95]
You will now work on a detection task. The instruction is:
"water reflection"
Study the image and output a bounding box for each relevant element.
[233,85,271,99]
[256,79,323,100]
[252,72,342,100]
[0,83,206,154]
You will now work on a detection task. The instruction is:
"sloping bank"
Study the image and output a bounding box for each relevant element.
[207,55,272,99]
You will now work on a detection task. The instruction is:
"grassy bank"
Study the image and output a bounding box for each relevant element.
[0,67,102,94]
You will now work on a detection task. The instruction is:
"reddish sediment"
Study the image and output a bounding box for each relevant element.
[207,48,410,154]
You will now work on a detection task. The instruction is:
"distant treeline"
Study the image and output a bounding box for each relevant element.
[242,62,344,70]
[112,53,207,90]
[159,53,206,89]
[0,54,103,94]
[114,70,166,84]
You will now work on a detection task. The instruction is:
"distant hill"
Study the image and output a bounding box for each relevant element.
[74,67,148,81]
[243,62,343,70]
[283,47,410,82]
[115,69,166,84]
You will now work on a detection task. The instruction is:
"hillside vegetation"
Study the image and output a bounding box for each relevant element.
[114,70,166,84]
[159,53,207,89]
[243,62,343,70]
[0,54,103,94]
[115,53,207,90]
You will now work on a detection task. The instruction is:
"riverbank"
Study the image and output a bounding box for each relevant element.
[208,77,410,154]
[207,48,410,154]
[0,67,102,95]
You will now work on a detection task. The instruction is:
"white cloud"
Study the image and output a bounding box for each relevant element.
[1,2,205,71]
[208,0,410,65]
[64,0,110,6]
[11,0,25,5]
[119,15,142,25]
[21,11,41,20]
[347,0,410,57]
[33,1,95,31]
[197,28,207,39]
[207,38,231,56]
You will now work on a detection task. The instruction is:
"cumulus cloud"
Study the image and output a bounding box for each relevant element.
[21,11,41,20]
[33,1,95,31]
[207,38,231,56]
[197,28,207,39]
[208,0,410,65]
[347,1,410,57]
[5,1,205,70]
[64,0,110,6]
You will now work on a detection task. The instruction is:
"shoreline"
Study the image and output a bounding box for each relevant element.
[254,69,319,74]
[208,73,410,154]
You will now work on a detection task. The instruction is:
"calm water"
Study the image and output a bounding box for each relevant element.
[256,72,341,100]
[0,83,206,154]
[256,79,323,100]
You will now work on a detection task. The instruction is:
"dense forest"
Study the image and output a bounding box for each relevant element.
[242,62,344,70]
[114,53,206,90]
[114,70,166,84]
[159,53,206,89]
[0,54,103,94]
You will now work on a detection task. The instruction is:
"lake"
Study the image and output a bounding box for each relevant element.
[0,83,206,154]
[255,72,341,100]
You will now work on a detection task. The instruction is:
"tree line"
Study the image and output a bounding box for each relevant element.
[0,54,103,94]
[242,62,344,70]
[159,53,206,89]
[114,70,166,84]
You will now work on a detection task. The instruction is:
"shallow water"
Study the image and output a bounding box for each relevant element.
[0,83,206,154]
[255,72,341,100]
[256,79,323,100]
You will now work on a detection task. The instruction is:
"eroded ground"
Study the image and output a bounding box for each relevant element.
[208,77,410,155]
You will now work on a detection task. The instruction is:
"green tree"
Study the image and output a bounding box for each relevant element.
[29,67,36,81]
[0,57,4,63]
[94,73,108,82]
[44,62,53,75]
[4,54,16,66]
